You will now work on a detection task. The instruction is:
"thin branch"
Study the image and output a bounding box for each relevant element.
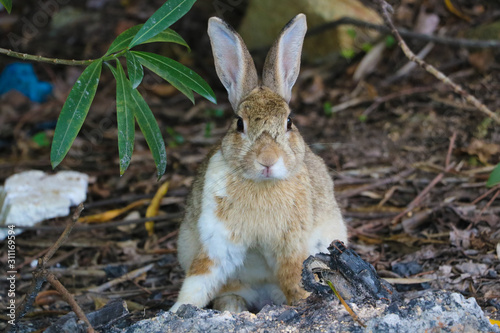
[339,168,415,199]
[0,213,181,232]
[12,204,95,332]
[0,48,127,66]
[307,16,500,49]
[42,204,84,265]
[87,263,155,293]
[392,163,456,223]
[362,85,436,116]
[46,273,94,333]
[392,132,457,223]
[0,48,94,65]
[471,184,500,205]
[445,132,457,169]
[373,0,500,124]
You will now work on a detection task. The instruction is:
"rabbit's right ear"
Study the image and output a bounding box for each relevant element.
[208,17,258,111]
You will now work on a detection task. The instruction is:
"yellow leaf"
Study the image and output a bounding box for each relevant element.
[145,181,170,236]
[444,0,471,22]
[490,318,500,326]
[79,199,149,223]
[327,280,366,328]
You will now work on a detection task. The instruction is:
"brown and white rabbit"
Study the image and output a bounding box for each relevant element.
[170,13,347,313]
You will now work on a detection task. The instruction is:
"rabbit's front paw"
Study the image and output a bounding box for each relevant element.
[169,302,183,313]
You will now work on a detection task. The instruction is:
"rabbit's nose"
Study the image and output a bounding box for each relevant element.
[257,146,279,167]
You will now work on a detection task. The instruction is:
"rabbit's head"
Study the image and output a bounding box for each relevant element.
[208,14,307,181]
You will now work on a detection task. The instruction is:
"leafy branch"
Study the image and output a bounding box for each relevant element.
[1,0,216,179]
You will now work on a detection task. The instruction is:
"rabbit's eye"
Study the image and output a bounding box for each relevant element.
[236,117,244,132]
[287,117,292,131]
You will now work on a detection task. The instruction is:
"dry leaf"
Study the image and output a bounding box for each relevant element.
[464,138,500,164]
[455,261,488,276]
[383,277,434,284]
[78,199,148,224]
[145,181,170,236]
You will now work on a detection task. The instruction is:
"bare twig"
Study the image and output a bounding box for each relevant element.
[392,162,456,223]
[87,263,155,293]
[12,204,95,333]
[306,17,500,49]
[471,184,500,205]
[42,204,84,266]
[445,132,457,169]
[362,86,436,117]
[0,213,181,232]
[475,189,500,224]
[339,168,415,199]
[392,132,458,223]
[373,0,500,124]
[46,273,94,332]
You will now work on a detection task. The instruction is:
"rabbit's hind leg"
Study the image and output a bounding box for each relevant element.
[212,294,248,313]
[212,280,250,312]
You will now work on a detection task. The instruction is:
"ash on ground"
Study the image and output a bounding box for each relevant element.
[105,241,498,333]
[106,291,498,333]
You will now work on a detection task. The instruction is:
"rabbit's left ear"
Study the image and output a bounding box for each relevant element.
[262,14,307,103]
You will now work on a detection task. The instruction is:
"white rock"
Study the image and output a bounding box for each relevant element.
[0,170,88,239]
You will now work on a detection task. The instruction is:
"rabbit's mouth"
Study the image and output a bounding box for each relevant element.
[254,156,288,181]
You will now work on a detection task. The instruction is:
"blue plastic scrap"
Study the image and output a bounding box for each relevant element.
[0,63,53,102]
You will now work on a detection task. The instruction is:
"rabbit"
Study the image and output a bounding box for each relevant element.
[170,13,347,313]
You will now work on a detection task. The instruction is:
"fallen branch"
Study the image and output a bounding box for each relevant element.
[372,0,500,124]
[306,16,500,49]
[392,133,458,223]
[339,168,415,199]
[87,263,155,293]
[12,204,95,333]
[0,213,181,232]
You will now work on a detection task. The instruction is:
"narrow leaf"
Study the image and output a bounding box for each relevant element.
[327,280,366,328]
[132,51,216,104]
[1,0,12,13]
[51,59,103,168]
[128,87,167,179]
[106,25,142,56]
[487,163,500,187]
[129,0,196,48]
[106,62,135,175]
[126,51,144,89]
[106,25,189,56]
[130,51,194,103]
[146,29,190,51]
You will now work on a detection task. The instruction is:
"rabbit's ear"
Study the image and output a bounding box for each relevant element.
[262,14,307,103]
[208,17,258,111]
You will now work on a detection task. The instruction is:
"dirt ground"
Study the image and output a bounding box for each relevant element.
[0,0,499,330]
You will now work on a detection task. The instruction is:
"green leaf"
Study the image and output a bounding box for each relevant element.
[128,86,167,179]
[106,25,141,56]
[347,28,357,39]
[106,61,135,175]
[385,35,396,47]
[145,29,190,51]
[129,0,196,49]
[340,48,355,60]
[486,163,500,188]
[361,42,373,52]
[323,101,332,117]
[126,51,144,89]
[51,59,103,168]
[1,0,12,14]
[32,132,50,147]
[132,51,216,104]
[106,25,189,56]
